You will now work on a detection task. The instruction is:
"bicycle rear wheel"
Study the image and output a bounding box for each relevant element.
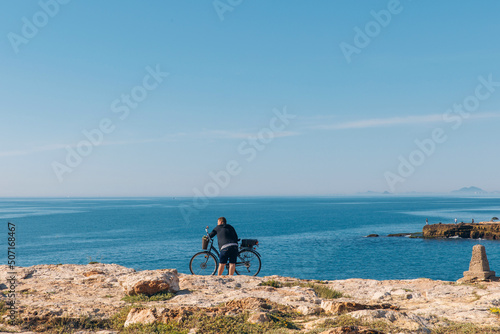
[235,249,261,276]
[189,251,217,275]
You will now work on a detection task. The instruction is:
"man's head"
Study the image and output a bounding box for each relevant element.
[217,217,227,225]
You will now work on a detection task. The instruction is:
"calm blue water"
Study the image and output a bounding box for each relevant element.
[1,196,499,281]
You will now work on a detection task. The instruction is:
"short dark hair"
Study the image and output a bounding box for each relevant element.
[218,217,227,224]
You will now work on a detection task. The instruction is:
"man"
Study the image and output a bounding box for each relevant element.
[209,217,238,275]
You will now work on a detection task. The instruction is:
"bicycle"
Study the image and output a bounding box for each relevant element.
[189,226,261,276]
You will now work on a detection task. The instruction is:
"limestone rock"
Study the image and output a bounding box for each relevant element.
[297,304,322,315]
[119,269,179,295]
[124,308,157,327]
[224,297,271,311]
[247,311,270,324]
[350,309,431,333]
[83,270,105,277]
[371,291,391,301]
[321,301,369,314]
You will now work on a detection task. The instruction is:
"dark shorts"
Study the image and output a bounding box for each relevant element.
[219,246,238,264]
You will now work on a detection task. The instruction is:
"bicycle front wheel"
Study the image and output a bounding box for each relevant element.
[189,251,218,275]
[235,249,261,276]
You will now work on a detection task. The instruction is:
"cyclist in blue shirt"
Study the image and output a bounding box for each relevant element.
[209,217,238,275]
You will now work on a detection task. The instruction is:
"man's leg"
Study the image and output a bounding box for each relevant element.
[218,263,226,275]
[228,247,237,275]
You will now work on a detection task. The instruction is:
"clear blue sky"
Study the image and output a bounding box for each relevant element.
[1,0,499,197]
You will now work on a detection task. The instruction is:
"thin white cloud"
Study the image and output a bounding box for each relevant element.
[0,138,170,158]
[0,129,300,158]
[201,130,300,139]
[313,112,500,130]
[0,144,66,158]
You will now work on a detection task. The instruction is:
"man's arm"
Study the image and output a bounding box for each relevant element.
[209,227,217,239]
[231,225,238,241]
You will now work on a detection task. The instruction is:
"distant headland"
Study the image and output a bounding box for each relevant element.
[423,221,500,240]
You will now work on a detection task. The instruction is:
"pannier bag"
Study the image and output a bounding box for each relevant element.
[241,239,258,248]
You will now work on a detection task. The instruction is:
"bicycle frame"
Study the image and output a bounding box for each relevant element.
[205,229,220,258]
[204,228,260,262]
[190,226,261,276]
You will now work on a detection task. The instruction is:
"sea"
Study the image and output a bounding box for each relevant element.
[1,196,499,281]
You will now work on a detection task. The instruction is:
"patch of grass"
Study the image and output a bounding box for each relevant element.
[103,294,113,298]
[122,322,187,334]
[266,312,299,330]
[432,322,500,334]
[188,312,298,333]
[321,314,362,327]
[23,315,111,334]
[120,310,299,334]
[470,291,482,302]
[306,283,344,299]
[453,282,487,289]
[0,301,8,315]
[319,314,397,333]
[259,280,282,288]
[109,305,137,331]
[267,280,345,299]
[122,291,175,303]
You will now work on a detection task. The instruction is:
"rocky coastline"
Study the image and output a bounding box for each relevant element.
[0,263,500,333]
[366,222,500,240]
[422,222,500,240]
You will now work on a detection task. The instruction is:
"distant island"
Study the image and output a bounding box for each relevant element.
[451,186,488,195]
[359,186,500,196]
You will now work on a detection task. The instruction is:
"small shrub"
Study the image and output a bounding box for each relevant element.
[277,281,345,299]
[320,314,398,333]
[0,301,7,315]
[109,306,132,330]
[259,280,282,288]
[306,283,344,299]
[122,322,187,334]
[27,315,110,333]
[432,322,500,334]
[122,291,175,303]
